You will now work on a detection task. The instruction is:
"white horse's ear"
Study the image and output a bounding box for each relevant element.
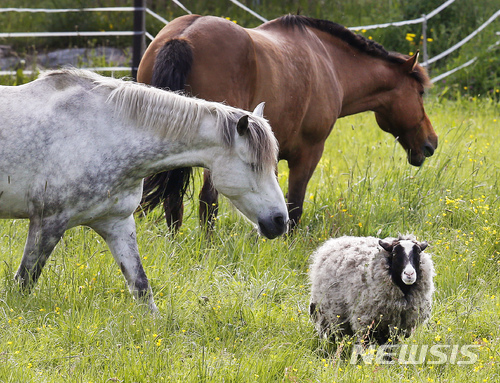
[253,102,265,118]
[237,115,249,136]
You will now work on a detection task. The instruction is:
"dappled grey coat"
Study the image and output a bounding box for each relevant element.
[309,235,434,343]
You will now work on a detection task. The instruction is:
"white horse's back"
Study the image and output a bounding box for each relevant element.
[0,72,134,219]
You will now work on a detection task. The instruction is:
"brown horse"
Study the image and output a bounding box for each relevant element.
[137,14,438,230]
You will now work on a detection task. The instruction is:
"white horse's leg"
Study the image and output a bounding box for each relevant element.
[15,216,67,290]
[91,215,158,312]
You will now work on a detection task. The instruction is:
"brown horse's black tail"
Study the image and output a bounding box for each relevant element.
[140,39,194,225]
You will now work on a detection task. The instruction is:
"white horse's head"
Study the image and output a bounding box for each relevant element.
[205,103,288,238]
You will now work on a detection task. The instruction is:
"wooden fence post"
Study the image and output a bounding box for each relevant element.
[132,0,146,80]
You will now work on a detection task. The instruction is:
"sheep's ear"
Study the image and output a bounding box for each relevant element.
[379,239,394,253]
[418,241,428,251]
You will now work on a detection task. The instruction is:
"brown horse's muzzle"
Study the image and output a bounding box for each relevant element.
[408,133,438,166]
[375,111,438,167]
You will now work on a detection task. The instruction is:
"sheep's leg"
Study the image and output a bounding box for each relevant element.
[91,215,158,312]
[15,216,67,290]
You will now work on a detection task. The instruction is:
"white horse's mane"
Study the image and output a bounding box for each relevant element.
[40,69,278,172]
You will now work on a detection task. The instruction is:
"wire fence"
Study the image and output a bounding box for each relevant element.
[0,1,498,83]
[0,6,142,76]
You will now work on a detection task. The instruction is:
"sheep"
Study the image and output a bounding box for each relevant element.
[309,234,434,344]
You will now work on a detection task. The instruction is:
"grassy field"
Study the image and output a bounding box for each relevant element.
[0,96,499,382]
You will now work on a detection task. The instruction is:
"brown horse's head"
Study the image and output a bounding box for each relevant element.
[374,52,438,166]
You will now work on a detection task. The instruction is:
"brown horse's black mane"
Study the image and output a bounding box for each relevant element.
[276,14,430,87]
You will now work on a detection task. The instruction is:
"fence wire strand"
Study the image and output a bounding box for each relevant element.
[424,9,500,66]
[0,7,136,13]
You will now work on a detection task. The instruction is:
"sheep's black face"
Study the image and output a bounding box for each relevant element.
[393,242,420,285]
[380,239,428,294]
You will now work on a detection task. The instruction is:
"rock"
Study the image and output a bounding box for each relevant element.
[0,45,12,58]
[0,46,131,71]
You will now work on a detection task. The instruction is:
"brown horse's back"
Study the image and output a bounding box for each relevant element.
[139,15,257,109]
[138,14,200,85]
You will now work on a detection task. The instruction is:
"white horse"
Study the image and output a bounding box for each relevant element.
[0,69,288,311]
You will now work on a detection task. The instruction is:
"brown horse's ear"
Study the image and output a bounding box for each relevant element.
[237,115,249,136]
[403,50,419,72]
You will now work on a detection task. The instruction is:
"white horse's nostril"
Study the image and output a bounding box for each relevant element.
[273,213,286,227]
[258,213,288,239]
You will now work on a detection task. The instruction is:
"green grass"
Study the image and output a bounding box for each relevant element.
[0,97,499,382]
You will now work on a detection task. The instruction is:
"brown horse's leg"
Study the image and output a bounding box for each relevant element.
[199,169,219,231]
[286,144,325,230]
